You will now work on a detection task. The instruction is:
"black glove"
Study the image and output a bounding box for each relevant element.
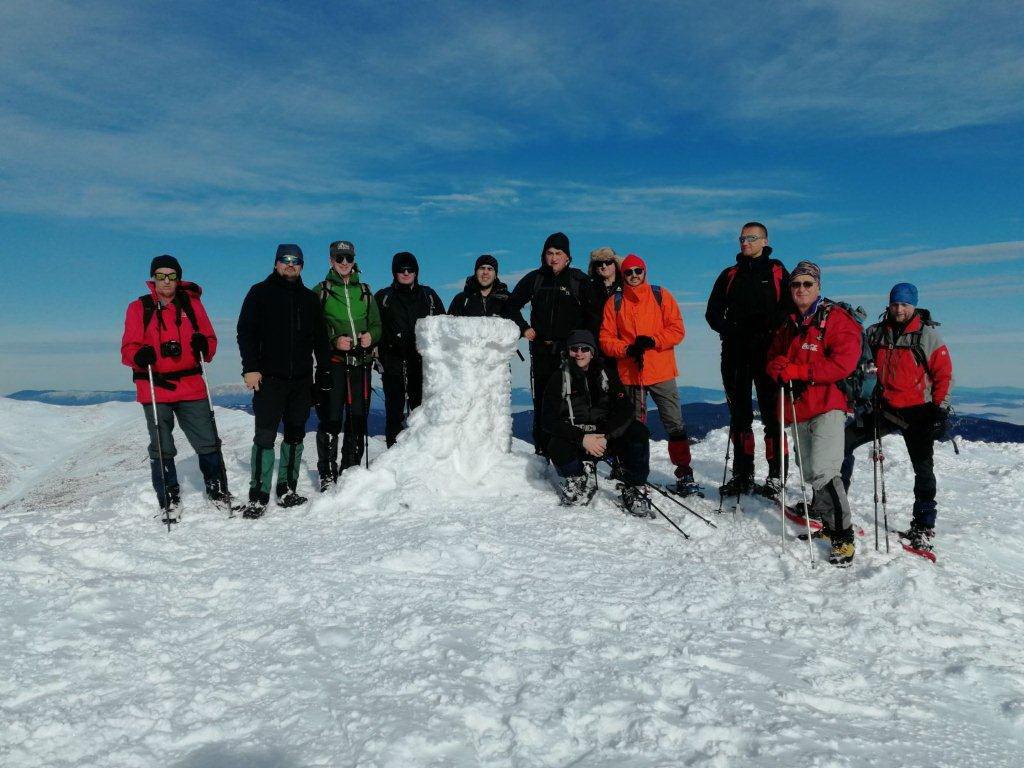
[134,345,157,368]
[928,403,949,441]
[625,343,645,370]
[190,333,209,360]
[635,335,656,351]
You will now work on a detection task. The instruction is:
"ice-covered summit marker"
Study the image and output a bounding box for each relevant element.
[318,315,534,508]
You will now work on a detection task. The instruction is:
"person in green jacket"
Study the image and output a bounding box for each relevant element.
[312,240,382,489]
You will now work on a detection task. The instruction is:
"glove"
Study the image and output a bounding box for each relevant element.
[190,333,209,360]
[634,335,655,351]
[767,355,789,379]
[928,403,949,441]
[134,345,157,368]
[780,363,810,383]
[625,343,645,370]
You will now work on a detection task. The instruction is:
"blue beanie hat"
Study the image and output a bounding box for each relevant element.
[889,282,918,306]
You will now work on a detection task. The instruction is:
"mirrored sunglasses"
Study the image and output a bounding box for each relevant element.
[569,345,593,354]
[152,272,178,282]
[739,235,763,243]
[277,255,304,266]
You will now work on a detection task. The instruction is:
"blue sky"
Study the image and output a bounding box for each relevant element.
[2,0,1022,394]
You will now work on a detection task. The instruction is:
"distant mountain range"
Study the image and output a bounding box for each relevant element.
[8,385,1024,444]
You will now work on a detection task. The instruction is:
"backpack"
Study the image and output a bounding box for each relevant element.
[140,291,199,334]
[813,299,872,410]
[865,308,939,376]
[612,285,662,312]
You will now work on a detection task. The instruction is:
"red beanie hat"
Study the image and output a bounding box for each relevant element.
[621,253,646,272]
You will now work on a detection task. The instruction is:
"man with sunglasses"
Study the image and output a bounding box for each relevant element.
[767,261,862,566]
[706,222,791,500]
[508,232,594,456]
[236,244,331,518]
[122,254,223,518]
[375,251,445,447]
[312,240,382,490]
[599,254,698,495]
[541,330,651,513]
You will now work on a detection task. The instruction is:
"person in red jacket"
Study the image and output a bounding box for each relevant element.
[599,253,697,495]
[841,282,953,552]
[121,255,224,515]
[767,261,862,566]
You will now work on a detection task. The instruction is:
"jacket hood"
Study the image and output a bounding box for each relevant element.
[324,266,363,287]
[146,279,202,301]
[463,275,508,295]
[734,245,775,263]
[622,280,654,303]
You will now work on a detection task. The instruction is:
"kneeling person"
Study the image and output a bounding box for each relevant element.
[542,330,652,514]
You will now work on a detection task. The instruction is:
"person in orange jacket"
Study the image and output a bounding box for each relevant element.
[599,253,698,495]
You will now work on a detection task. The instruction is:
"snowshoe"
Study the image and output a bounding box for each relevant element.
[673,475,705,498]
[898,525,935,552]
[719,474,753,498]
[558,475,590,506]
[159,504,181,525]
[620,484,654,518]
[319,475,335,493]
[277,491,308,508]
[828,538,855,567]
[753,477,784,502]
[241,500,267,520]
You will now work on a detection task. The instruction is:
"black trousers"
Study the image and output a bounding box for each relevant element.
[316,361,370,473]
[531,348,563,454]
[841,404,937,527]
[721,339,784,478]
[547,421,651,486]
[381,353,423,447]
[253,375,312,449]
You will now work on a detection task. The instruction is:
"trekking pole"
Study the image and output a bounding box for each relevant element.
[717,426,732,514]
[147,365,173,532]
[877,423,891,553]
[787,383,816,566]
[199,353,233,513]
[871,419,880,552]
[779,386,787,548]
[646,482,718,528]
[647,495,690,540]
[364,364,371,469]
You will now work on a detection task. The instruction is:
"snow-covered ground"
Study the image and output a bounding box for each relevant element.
[3,391,1024,764]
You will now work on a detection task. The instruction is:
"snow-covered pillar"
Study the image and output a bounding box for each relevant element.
[318,315,531,508]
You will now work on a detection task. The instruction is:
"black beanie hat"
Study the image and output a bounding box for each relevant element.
[275,243,304,262]
[541,232,571,262]
[566,329,597,351]
[475,254,499,272]
[392,251,419,274]
[150,254,182,278]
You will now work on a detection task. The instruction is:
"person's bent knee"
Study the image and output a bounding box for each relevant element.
[254,428,277,450]
[282,424,306,445]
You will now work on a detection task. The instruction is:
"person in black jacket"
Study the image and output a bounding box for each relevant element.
[375,251,445,446]
[585,246,622,338]
[508,232,594,456]
[705,222,790,498]
[448,254,522,321]
[236,243,331,518]
[542,330,651,514]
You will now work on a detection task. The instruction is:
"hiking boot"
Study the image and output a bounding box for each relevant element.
[798,528,832,542]
[620,484,654,518]
[674,474,704,498]
[829,534,855,567]
[757,476,784,501]
[582,461,598,502]
[899,524,935,552]
[319,474,336,493]
[277,491,308,508]
[558,475,589,506]
[719,473,754,497]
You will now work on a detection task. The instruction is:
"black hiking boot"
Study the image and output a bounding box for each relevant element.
[277,491,308,508]
[674,474,704,498]
[620,484,654,518]
[719,473,754,497]
[898,524,935,552]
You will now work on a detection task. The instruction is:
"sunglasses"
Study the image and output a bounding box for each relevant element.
[623,267,645,277]
[152,272,178,282]
[569,345,593,353]
[594,259,616,268]
[739,235,763,243]
[790,280,816,289]
[396,267,416,275]
[332,253,355,264]
[277,255,304,266]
